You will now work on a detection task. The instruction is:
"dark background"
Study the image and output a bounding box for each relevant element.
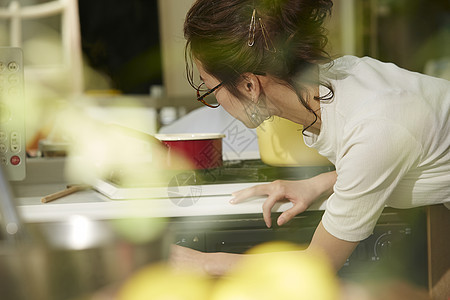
[77,0,449,94]
[78,0,162,94]
[359,0,449,74]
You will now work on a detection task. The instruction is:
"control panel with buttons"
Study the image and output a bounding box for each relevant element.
[0,47,25,180]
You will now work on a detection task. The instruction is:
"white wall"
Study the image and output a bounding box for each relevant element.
[158,0,197,98]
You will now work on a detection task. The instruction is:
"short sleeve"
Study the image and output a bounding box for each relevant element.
[322,120,422,241]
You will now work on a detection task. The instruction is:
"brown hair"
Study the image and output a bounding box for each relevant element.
[184,0,334,132]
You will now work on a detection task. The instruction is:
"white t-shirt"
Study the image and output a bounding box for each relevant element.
[304,56,450,242]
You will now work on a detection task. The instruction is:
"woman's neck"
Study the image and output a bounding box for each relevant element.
[263,78,322,134]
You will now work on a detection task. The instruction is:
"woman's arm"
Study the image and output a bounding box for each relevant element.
[170,220,357,275]
[170,171,350,275]
[170,244,243,276]
[306,221,359,271]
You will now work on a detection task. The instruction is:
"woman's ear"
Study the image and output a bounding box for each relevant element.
[239,72,261,103]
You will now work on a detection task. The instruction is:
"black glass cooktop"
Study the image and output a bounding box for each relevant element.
[193,160,334,185]
[108,159,335,188]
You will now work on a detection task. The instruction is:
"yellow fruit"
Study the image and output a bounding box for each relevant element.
[212,241,339,300]
[118,263,212,300]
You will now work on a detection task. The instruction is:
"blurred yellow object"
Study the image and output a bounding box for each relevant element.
[212,241,339,300]
[256,116,332,167]
[246,240,308,254]
[118,263,213,300]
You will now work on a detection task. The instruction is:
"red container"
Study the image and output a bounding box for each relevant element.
[154,133,225,169]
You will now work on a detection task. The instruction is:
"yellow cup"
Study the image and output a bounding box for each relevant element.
[256,116,332,167]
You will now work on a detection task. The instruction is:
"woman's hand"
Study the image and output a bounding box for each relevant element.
[169,244,242,276]
[230,180,318,228]
[230,171,337,228]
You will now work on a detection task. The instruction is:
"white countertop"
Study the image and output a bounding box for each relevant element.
[12,158,328,223]
[17,182,327,223]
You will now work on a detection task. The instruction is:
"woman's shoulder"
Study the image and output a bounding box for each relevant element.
[320,55,383,81]
[332,56,449,84]
[324,55,448,96]
[325,55,398,75]
[325,55,417,75]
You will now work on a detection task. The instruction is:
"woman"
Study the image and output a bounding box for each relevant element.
[170,0,450,276]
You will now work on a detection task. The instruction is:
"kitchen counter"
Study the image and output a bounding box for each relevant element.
[12,158,328,223]
[17,182,328,223]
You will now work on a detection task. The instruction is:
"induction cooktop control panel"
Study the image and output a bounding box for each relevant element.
[0,47,26,181]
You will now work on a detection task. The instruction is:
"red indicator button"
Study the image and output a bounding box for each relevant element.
[10,155,20,165]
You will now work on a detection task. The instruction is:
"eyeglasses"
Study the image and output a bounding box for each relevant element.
[196,81,223,108]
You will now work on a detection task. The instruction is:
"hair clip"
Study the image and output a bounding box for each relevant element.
[247,8,277,53]
[259,17,276,53]
[248,9,256,47]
